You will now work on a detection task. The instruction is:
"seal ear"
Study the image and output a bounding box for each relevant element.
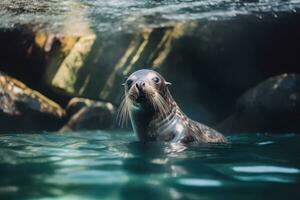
[165,81,172,86]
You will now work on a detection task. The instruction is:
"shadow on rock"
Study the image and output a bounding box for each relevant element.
[217,73,300,133]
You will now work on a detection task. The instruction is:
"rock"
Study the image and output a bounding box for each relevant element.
[43,23,196,104]
[44,34,96,95]
[216,73,300,133]
[0,71,66,132]
[60,98,116,132]
[0,3,96,105]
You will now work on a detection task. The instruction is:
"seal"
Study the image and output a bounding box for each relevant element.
[118,69,227,144]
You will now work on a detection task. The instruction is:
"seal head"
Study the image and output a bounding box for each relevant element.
[118,69,227,144]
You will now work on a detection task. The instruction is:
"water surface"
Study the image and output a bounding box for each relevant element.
[0,131,299,200]
[0,0,300,33]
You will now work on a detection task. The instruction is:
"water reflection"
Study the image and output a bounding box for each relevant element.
[233,166,300,173]
[234,175,298,183]
[178,178,222,187]
[0,0,299,33]
[122,141,188,177]
[0,132,300,199]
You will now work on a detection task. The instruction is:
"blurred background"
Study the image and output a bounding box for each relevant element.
[0,0,300,133]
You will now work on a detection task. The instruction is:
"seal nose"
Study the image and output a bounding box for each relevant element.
[135,80,146,93]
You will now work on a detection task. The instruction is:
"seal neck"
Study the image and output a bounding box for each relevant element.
[129,105,156,141]
[129,90,178,141]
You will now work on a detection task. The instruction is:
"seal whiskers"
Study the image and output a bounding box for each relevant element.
[150,92,170,119]
[117,95,131,127]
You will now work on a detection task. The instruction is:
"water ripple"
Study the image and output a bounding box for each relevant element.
[178,178,222,187]
[0,132,300,199]
[234,175,297,183]
[233,166,300,174]
[0,0,299,33]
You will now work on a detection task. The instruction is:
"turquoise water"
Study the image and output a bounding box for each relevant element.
[0,132,299,200]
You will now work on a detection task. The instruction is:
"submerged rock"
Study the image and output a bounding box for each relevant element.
[217,73,300,133]
[0,71,65,132]
[60,97,116,132]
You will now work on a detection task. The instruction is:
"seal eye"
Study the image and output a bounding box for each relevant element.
[126,79,133,88]
[152,77,160,84]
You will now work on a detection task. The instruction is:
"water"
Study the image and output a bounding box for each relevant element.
[0,131,299,200]
[0,0,300,33]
